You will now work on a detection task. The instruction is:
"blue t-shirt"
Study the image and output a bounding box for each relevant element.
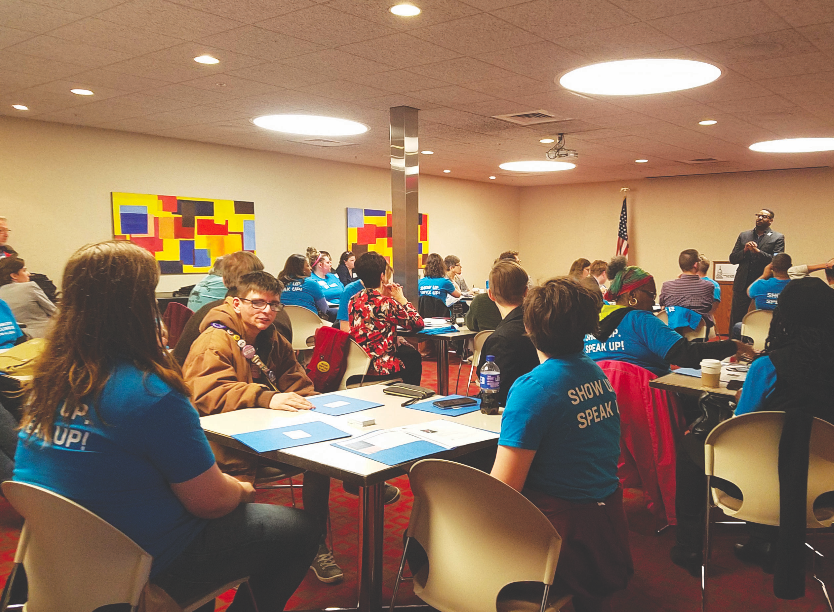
[336,279,364,324]
[187,273,227,311]
[418,277,456,301]
[281,276,325,314]
[312,272,344,303]
[14,363,215,576]
[748,277,790,310]
[499,354,621,501]
[734,356,777,416]
[584,309,683,376]
[0,299,24,348]
[705,277,721,302]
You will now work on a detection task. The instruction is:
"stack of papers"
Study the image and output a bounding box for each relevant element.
[423,317,452,328]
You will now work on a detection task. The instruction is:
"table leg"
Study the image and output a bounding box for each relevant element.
[435,338,449,396]
[357,482,385,612]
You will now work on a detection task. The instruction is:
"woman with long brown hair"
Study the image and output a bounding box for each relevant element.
[14,241,318,612]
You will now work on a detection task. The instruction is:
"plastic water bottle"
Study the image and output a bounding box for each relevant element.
[479,355,500,415]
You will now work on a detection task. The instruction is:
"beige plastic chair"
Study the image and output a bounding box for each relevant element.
[337,337,371,390]
[656,310,708,341]
[1,481,256,612]
[702,412,834,611]
[456,329,494,396]
[740,309,773,351]
[284,305,325,351]
[390,459,572,612]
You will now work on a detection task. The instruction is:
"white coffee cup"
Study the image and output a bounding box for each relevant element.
[700,359,722,388]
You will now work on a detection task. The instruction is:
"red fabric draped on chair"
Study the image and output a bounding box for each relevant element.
[161,302,193,349]
[597,360,686,526]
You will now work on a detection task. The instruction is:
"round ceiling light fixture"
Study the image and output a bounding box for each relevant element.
[390,4,420,16]
[635,159,649,163]
[559,59,721,96]
[421,150,434,154]
[749,138,834,153]
[70,88,94,96]
[540,138,555,144]
[252,114,369,136]
[499,161,575,172]
[194,55,220,64]
[699,119,718,126]
[12,104,28,111]
[443,169,451,173]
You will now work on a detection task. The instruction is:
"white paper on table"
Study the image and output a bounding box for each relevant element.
[323,400,350,408]
[283,430,312,439]
[339,430,420,455]
[399,419,498,449]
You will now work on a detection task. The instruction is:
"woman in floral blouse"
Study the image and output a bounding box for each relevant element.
[348,252,424,385]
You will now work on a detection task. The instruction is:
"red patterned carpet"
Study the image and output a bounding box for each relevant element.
[2,357,834,611]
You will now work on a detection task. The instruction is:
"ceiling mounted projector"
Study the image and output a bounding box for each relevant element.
[545,134,577,160]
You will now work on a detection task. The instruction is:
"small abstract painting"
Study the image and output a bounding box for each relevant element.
[346,208,428,268]
[112,192,255,274]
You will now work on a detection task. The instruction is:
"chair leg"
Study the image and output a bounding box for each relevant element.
[538,583,551,612]
[808,542,833,612]
[389,537,411,612]
[701,475,712,612]
[242,580,260,612]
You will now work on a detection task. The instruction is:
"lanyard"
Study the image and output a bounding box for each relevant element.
[210,322,278,392]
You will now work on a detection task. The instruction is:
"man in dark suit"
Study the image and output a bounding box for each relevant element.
[729,209,786,331]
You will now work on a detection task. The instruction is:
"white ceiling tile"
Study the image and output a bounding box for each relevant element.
[167,0,318,22]
[758,71,834,95]
[409,57,519,84]
[605,0,744,20]
[103,43,264,82]
[410,85,496,105]
[452,98,537,117]
[678,70,774,102]
[226,62,331,88]
[65,68,172,92]
[692,28,816,64]
[511,89,630,120]
[95,0,243,39]
[456,0,529,9]
[0,1,85,34]
[798,23,834,53]
[409,13,543,55]
[729,51,834,80]
[0,51,86,79]
[466,74,554,101]
[48,18,186,55]
[475,42,585,83]
[23,0,127,15]
[258,6,396,46]
[349,69,450,92]
[648,1,791,46]
[0,26,37,50]
[319,0,481,30]
[492,0,638,41]
[178,74,286,98]
[339,33,461,69]
[144,83,248,104]
[556,22,684,61]
[296,79,392,101]
[6,36,133,69]
[209,90,323,114]
[278,49,394,78]
[710,94,797,114]
[353,93,445,111]
[198,26,325,61]
[760,0,834,28]
[0,69,54,92]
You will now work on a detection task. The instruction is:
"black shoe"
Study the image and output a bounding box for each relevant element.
[343,482,401,506]
[733,539,775,573]
[670,544,701,578]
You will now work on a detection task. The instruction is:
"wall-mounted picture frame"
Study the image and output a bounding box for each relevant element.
[713,261,738,283]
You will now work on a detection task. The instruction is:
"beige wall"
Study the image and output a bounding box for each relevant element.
[519,167,834,287]
[0,116,520,293]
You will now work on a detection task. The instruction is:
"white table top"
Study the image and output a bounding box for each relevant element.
[200,383,501,485]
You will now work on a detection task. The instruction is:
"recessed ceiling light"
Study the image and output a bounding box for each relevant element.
[70,88,94,96]
[540,138,555,144]
[635,159,649,163]
[11,104,28,111]
[421,150,433,154]
[699,119,718,126]
[749,138,834,153]
[499,161,575,172]
[390,4,421,16]
[443,169,451,173]
[559,59,721,96]
[252,114,369,136]
[194,55,220,64]
[489,176,496,180]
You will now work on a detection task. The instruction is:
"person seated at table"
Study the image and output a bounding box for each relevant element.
[182,271,343,584]
[590,259,608,293]
[349,252,424,385]
[444,254,469,292]
[568,258,591,279]
[476,260,538,407]
[14,241,319,610]
[499,250,520,263]
[787,257,834,279]
[187,255,228,312]
[278,253,332,321]
[0,257,56,339]
[335,261,397,332]
[418,253,460,314]
[659,248,719,328]
[308,247,344,306]
[173,251,292,365]
[491,277,633,612]
[334,251,356,286]
[464,291,502,332]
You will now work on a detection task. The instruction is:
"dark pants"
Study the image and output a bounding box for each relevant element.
[730,285,753,331]
[361,344,423,386]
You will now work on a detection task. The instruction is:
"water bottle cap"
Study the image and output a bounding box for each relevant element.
[485,355,495,361]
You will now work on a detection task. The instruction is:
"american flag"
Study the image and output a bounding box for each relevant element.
[616,197,629,256]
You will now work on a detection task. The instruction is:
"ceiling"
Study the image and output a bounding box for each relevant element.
[2,0,834,186]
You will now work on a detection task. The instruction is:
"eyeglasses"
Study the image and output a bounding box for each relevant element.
[638,289,657,300]
[239,298,283,312]
[755,213,772,219]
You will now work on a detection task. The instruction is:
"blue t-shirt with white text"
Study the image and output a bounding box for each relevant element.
[0,299,23,348]
[748,277,790,310]
[336,279,364,324]
[418,277,456,302]
[281,276,325,314]
[735,356,777,416]
[312,272,344,303]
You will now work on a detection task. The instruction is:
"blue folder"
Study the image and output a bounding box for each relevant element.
[308,394,383,416]
[406,395,481,417]
[334,437,446,466]
[232,421,352,453]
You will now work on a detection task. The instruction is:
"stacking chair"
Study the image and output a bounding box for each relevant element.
[161,302,194,349]
[702,412,834,611]
[0,481,257,612]
[455,329,493,395]
[740,309,773,351]
[337,337,371,390]
[390,459,572,612]
[284,305,325,351]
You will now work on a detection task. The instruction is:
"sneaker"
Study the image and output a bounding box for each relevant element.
[312,543,344,584]
[343,482,401,506]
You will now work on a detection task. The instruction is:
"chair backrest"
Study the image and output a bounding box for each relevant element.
[704,411,834,528]
[337,337,371,390]
[471,330,493,367]
[284,305,325,351]
[406,459,562,612]
[162,301,194,349]
[2,481,153,612]
[741,309,774,351]
[657,309,707,341]
[417,295,450,319]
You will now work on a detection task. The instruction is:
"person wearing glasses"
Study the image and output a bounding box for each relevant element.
[729,209,785,331]
[182,271,345,585]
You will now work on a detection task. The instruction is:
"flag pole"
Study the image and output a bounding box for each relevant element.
[616,188,630,260]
